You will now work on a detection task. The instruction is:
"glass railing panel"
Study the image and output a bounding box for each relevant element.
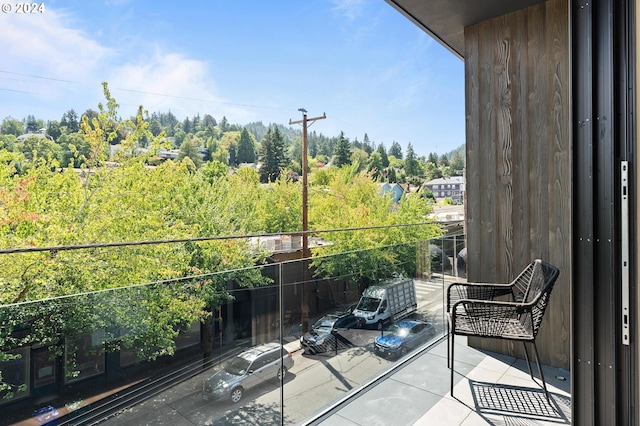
[0,233,463,426]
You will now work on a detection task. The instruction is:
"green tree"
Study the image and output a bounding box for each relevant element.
[58,132,91,167]
[427,152,439,165]
[333,131,352,167]
[177,138,203,169]
[17,136,61,163]
[258,126,287,183]
[0,134,16,152]
[389,141,403,159]
[350,148,368,171]
[450,149,465,171]
[405,143,419,176]
[308,168,440,292]
[362,133,373,154]
[25,115,42,133]
[61,109,80,133]
[424,161,443,181]
[46,120,62,141]
[366,151,384,181]
[1,117,23,137]
[377,143,389,167]
[236,128,256,164]
[387,167,398,183]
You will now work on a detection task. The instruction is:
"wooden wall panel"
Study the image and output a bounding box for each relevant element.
[465,0,570,369]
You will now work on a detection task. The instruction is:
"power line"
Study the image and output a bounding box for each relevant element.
[0,69,286,112]
[113,87,284,110]
[0,70,75,84]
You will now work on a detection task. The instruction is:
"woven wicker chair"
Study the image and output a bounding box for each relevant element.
[447,259,560,401]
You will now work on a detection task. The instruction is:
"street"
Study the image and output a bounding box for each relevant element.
[100,278,449,425]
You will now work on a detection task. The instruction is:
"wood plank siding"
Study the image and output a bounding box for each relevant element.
[464,0,571,369]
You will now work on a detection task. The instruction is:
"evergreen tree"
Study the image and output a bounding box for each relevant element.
[389,141,403,159]
[220,116,229,132]
[333,131,352,167]
[362,133,373,154]
[236,128,256,164]
[25,115,39,133]
[366,151,384,181]
[47,120,62,141]
[61,109,80,133]
[377,143,389,167]
[427,152,439,165]
[405,143,419,176]
[183,116,192,134]
[259,125,287,182]
[387,167,398,183]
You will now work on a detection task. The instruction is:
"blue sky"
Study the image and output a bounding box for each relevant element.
[0,0,465,157]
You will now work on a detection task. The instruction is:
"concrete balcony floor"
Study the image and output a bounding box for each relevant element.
[310,336,571,426]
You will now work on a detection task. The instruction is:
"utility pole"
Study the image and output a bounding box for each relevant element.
[290,109,326,333]
[289,109,326,259]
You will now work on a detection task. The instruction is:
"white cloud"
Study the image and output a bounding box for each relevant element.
[330,0,365,21]
[107,50,255,122]
[0,9,112,88]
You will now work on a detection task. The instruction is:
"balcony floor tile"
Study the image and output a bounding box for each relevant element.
[313,337,571,426]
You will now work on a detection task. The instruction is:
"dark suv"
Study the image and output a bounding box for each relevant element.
[300,310,357,354]
[202,342,294,403]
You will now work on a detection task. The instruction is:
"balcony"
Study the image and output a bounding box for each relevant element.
[0,231,570,425]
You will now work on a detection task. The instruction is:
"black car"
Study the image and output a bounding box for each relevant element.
[300,311,357,354]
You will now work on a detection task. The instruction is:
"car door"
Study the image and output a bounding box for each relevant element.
[407,323,425,349]
[251,352,277,386]
[243,356,266,390]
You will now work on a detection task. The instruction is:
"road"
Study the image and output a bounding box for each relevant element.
[100,278,450,425]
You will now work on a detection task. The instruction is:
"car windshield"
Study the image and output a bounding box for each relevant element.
[312,317,336,330]
[222,355,252,376]
[387,324,411,338]
[356,297,380,312]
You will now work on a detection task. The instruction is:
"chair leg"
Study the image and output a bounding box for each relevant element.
[521,341,534,379]
[447,321,450,369]
[531,341,550,402]
[450,332,455,397]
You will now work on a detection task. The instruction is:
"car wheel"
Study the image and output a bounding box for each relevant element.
[400,347,408,357]
[277,367,287,381]
[377,320,384,330]
[230,387,243,403]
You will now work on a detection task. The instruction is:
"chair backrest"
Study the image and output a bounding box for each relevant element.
[520,259,560,336]
[510,260,538,302]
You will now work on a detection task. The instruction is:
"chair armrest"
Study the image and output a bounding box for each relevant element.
[449,299,532,337]
[446,282,513,311]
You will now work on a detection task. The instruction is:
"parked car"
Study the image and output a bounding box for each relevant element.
[373,319,436,358]
[300,310,357,354]
[202,342,293,403]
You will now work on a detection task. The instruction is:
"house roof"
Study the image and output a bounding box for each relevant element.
[385,0,546,59]
[425,176,464,186]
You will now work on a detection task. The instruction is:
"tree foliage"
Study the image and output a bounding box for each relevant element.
[308,167,440,292]
[333,131,351,167]
[259,125,288,183]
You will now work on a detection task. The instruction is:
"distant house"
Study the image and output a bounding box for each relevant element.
[17,128,53,142]
[379,182,411,204]
[423,176,465,204]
